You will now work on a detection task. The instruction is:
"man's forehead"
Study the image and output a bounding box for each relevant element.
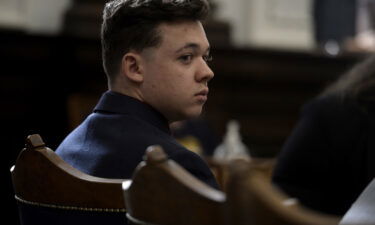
[175,43,210,53]
[157,21,210,52]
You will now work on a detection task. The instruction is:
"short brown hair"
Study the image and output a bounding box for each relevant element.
[101,0,210,82]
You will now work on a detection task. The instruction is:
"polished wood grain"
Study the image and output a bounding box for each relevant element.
[123,145,227,225]
[226,160,341,225]
[11,134,126,210]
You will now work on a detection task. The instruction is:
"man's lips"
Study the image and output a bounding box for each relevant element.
[195,89,209,102]
[195,89,209,96]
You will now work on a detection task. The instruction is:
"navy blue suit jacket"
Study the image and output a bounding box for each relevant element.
[56,91,218,188]
[54,91,219,225]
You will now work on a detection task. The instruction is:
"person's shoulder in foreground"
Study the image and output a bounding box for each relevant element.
[57,0,219,189]
[272,54,375,215]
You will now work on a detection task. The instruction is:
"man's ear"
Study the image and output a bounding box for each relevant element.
[120,52,144,83]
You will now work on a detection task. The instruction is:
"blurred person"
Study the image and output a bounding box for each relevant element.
[170,117,221,156]
[313,0,356,55]
[272,54,375,215]
[56,0,219,196]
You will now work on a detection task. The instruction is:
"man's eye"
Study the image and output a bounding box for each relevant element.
[179,54,193,63]
[203,54,213,62]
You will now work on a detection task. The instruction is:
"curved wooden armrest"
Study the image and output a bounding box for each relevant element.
[11,134,126,210]
[124,145,226,225]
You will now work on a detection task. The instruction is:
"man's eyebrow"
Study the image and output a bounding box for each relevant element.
[175,43,210,53]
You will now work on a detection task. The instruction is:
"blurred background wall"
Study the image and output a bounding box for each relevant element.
[214,0,314,49]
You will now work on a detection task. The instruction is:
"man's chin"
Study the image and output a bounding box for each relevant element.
[185,108,203,119]
[169,107,203,122]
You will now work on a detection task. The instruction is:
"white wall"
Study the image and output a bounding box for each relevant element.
[0,0,71,34]
[0,0,314,48]
[213,0,315,50]
[0,0,25,29]
[213,0,250,46]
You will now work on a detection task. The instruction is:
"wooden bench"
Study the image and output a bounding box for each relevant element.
[11,134,127,225]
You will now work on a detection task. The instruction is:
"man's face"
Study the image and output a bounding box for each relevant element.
[139,20,214,122]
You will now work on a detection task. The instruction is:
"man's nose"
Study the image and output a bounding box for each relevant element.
[196,60,214,84]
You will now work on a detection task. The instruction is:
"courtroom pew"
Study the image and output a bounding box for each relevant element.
[205,156,276,191]
[11,134,127,225]
[225,160,341,225]
[123,145,227,225]
[124,145,340,225]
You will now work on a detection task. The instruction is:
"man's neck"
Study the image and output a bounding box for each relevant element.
[109,84,144,103]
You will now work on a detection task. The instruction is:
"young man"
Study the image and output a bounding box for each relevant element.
[56,0,218,189]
